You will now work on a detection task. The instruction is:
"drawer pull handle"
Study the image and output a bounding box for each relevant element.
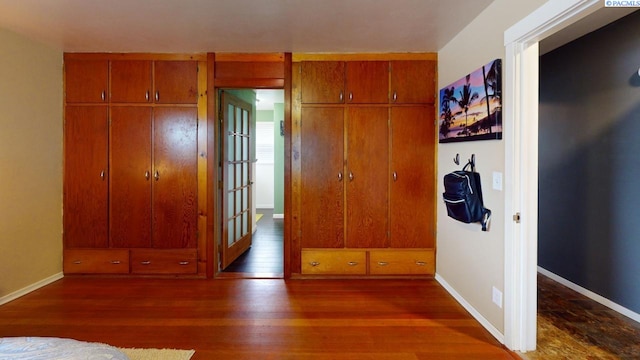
[347,261,358,266]
[111,260,121,265]
[378,261,389,266]
[73,260,82,265]
[416,261,427,266]
[140,261,151,265]
[179,261,190,265]
[310,261,320,267]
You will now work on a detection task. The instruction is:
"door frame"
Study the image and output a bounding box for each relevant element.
[503,0,604,351]
[206,53,292,278]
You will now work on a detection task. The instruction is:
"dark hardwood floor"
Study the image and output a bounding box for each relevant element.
[0,277,520,359]
[521,273,640,359]
[223,208,283,277]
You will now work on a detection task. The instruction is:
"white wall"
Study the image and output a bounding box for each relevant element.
[0,28,63,299]
[436,0,547,335]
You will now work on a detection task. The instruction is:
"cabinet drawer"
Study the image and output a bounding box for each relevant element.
[301,250,366,275]
[64,249,129,274]
[130,249,197,274]
[369,250,434,275]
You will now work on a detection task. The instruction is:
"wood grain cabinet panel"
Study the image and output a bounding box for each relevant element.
[390,106,436,248]
[109,107,153,248]
[346,107,389,248]
[300,107,345,249]
[131,249,197,274]
[65,60,108,103]
[301,61,345,104]
[110,60,153,103]
[63,249,129,274]
[345,61,389,104]
[152,107,198,249]
[63,106,109,248]
[301,250,366,275]
[390,60,436,104]
[369,249,435,275]
[154,61,199,104]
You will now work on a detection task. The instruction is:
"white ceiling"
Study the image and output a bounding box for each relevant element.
[0,0,494,53]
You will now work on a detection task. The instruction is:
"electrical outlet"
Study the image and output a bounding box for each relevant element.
[492,171,503,191]
[492,287,503,308]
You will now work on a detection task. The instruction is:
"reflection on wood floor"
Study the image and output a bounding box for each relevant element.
[521,273,640,359]
[223,208,283,277]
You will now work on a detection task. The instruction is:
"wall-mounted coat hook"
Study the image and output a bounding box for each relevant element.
[454,153,460,165]
[469,154,475,168]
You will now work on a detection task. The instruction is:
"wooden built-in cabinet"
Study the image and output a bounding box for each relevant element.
[294,54,437,277]
[63,53,204,276]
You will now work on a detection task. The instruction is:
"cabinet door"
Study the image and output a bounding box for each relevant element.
[110,107,153,248]
[390,106,436,248]
[65,60,108,103]
[390,60,436,104]
[301,61,345,104]
[300,107,344,248]
[111,60,152,103]
[63,106,108,248]
[154,61,199,104]
[346,107,389,248]
[345,61,389,104]
[153,107,198,248]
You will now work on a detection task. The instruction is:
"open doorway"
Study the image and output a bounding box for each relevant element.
[219,89,285,278]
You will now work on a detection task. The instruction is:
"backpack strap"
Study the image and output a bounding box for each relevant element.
[481,208,491,231]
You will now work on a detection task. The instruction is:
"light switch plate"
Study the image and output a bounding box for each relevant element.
[492,171,502,191]
[492,286,503,308]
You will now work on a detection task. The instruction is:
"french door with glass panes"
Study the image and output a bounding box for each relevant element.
[221,91,253,269]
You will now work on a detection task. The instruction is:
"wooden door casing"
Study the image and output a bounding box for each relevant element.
[65,60,108,103]
[153,107,198,249]
[345,107,389,248]
[390,106,436,248]
[300,61,345,104]
[300,107,345,249]
[154,61,199,104]
[110,60,153,103]
[109,107,153,248]
[390,60,436,104]
[63,106,109,248]
[345,61,389,104]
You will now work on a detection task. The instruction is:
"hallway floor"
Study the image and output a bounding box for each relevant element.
[223,208,283,277]
[521,273,640,359]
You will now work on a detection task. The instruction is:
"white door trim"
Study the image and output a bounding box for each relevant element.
[503,0,603,352]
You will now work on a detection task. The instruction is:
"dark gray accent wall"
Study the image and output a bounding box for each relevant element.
[539,10,640,314]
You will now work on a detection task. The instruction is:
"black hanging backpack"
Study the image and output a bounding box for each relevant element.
[442,159,491,231]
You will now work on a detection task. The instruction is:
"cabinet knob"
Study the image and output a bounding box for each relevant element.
[145,171,150,180]
[377,261,389,266]
[349,92,353,102]
[145,91,149,102]
[339,91,343,102]
[111,260,121,265]
[101,91,105,102]
[393,171,397,182]
[73,260,82,265]
[392,91,397,102]
[349,172,354,181]
[140,261,151,265]
[310,261,320,267]
[155,91,159,102]
[347,261,358,266]
[100,170,105,180]
[415,261,427,266]
[338,172,343,182]
[179,261,190,265]
[154,170,160,181]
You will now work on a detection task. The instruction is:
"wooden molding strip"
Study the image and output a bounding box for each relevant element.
[292,53,437,62]
[63,53,207,61]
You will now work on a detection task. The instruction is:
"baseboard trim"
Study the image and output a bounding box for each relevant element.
[272,214,284,219]
[435,273,505,344]
[538,267,640,323]
[0,272,64,306]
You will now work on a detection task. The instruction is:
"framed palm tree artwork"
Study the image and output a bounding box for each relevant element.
[438,59,502,143]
